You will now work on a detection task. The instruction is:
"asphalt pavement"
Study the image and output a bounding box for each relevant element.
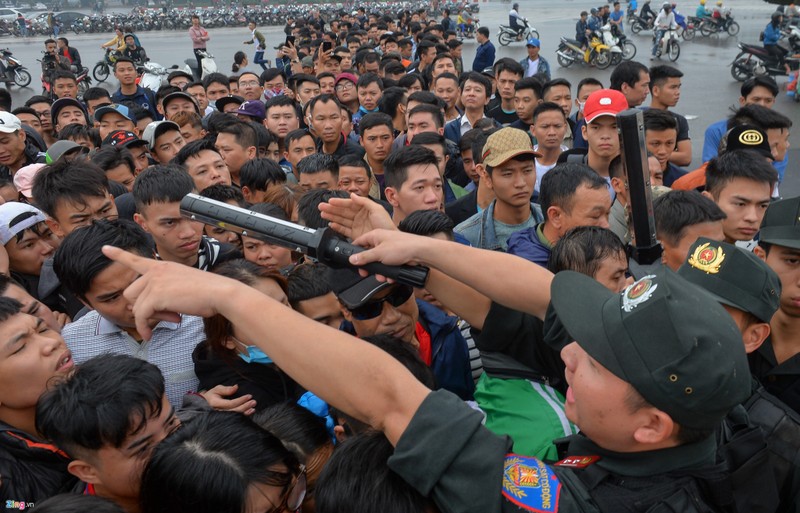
[2,0,798,195]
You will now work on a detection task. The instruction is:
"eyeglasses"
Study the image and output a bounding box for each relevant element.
[239,80,261,87]
[335,82,354,91]
[349,285,414,320]
[265,465,307,513]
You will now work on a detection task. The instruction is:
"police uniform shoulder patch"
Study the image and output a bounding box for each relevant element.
[687,242,725,274]
[621,275,658,312]
[502,453,561,512]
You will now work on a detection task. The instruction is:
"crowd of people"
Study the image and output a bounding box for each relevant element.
[0,3,798,513]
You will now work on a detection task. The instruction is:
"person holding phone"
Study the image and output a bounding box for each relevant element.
[243,20,269,70]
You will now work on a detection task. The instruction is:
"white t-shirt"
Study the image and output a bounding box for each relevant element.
[526,58,540,77]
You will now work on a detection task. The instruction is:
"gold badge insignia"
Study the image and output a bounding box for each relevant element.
[688,242,726,274]
[738,129,764,146]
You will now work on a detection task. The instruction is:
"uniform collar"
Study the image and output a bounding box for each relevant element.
[566,433,717,476]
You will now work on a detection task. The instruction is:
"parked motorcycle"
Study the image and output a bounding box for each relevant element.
[653,27,681,61]
[0,49,32,88]
[556,33,612,69]
[183,50,217,80]
[497,19,539,46]
[731,42,799,81]
[601,24,635,64]
[138,61,170,91]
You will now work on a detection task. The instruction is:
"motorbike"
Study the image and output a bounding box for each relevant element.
[138,60,170,91]
[39,55,92,98]
[731,42,800,82]
[601,23,635,64]
[0,49,32,88]
[497,18,539,46]
[653,27,681,61]
[457,19,480,40]
[182,49,217,80]
[782,25,800,53]
[630,13,655,34]
[556,32,613,69]
[93,48,119,83]
[698,8,738,36]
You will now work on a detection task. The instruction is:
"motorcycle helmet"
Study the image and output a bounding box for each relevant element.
[771,11,783,23]
[715,0,722,5]
[590,7,598,15]
[700,0,705,4]
[513,2,519,10]
[662,2,671,8]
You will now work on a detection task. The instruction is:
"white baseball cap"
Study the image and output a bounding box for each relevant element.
[0,112,23,134]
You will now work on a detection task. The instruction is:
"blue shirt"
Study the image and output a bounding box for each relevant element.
[472,40,496,72]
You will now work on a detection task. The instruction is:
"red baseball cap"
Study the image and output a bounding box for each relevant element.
[583,89,628,124]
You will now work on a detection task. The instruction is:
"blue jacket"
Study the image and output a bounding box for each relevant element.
[472,40,496,72]
[507,223,552,268]
[416,299,475,401]
[764,23,781,46]
[455,200,544,251]
[444,115,501,146]
[519,55,551,82]
[112,85,160,120]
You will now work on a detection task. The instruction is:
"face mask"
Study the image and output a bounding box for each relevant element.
[233,336,273,364]
[263,88,284,101]
[578,101,586,114]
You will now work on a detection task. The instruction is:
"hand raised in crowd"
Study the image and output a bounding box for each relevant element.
[319,192,396,240]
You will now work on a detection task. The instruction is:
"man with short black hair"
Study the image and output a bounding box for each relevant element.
[297,153,339,191]
[472,26,495,72]
[215,122,257,185]
[308,94,365,159]
[265,95,300,145]
[133,165,238,269]
[643,108,686,187]
[36,354,180,510]
[238,158,286,203]
[0,295,78,503]
[648,65,691,167]
[112,58,159,121]
[337,155,373,199]
[487,59,522,126]
[359,112,394,199]
[444,72,495,146]
[508,163,611,267]
[286,262,343,329]
[172,139,232,192]
[704,149,776,245]
[532,103,569,195]
[653,189,727,270]
[455,128,543,250]
[384,146,444,225]
[353,73,383,132]
[609,60,650,108]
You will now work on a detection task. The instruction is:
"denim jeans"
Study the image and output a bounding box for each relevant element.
[254,49,269,70]
[652,29,665,55]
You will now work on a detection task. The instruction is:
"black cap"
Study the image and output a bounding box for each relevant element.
[551,269,751,430]
[102,130,148,149]
[678,237,781,323]
[328,267,392,310]
[759,196,800,250]
[725,125,773,160]
[215,95,245,112]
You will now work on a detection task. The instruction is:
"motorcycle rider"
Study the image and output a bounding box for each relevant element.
[587,8,603,42]
[508,3,526,40]
[696,0,710,19]
[764,12,791,75]
[640,0,656,23]
[710,0,726,29]
[56,37,82,74]
[652,2,677,59]
[100,26,126,56]
[42,39,71,74]
[122,33,148,65]
[576,11,590,48]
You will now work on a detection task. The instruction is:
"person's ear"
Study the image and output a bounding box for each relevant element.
[547,205,563,228]
[742,322,770,354]
[246,145,257,159]
[610,176,626,195]
[581,123,588,140]
[333,424,348,444]
[340,303,354,323]
[753,245,767,262]
[67,460,101,484]
[241,185,254,203]
[437,127,444,136]
[133,212,150,233]
[384,186,400,208]
[45,217,65,239]
[700,190,714,202]
[632,407,675,445]
[738,96,746,107]
[223,335,237,351]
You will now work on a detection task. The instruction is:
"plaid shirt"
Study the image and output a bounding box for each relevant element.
[62,312,204,407]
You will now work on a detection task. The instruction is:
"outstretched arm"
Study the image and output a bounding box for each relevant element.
[320,195,553,320]
[103,246,429,446]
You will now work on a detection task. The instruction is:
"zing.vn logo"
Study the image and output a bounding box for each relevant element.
[5,500,34,511]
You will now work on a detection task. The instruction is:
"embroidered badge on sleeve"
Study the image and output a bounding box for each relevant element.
[502,454,561,512]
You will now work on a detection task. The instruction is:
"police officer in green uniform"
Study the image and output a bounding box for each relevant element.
[106,230,750,513]
[749,196,800,416]
[678,237,800,513]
